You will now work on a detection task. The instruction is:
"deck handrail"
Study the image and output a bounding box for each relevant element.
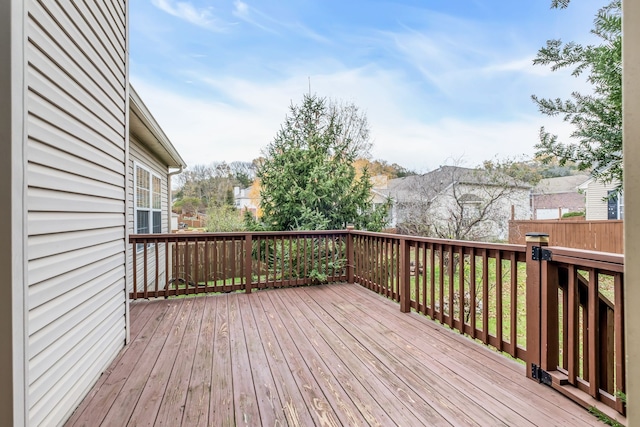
[350,232,528,360]
[129,230,349,299]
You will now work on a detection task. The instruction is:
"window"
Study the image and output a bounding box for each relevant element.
[135,164,163,241]
[619,191,624,220]
[607,190,624,220]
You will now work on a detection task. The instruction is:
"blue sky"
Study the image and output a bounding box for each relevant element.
[130,0,604,172]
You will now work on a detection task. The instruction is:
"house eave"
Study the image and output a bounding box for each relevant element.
[129,85,187,169]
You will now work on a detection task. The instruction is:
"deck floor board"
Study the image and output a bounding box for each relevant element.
[334,283,601,426]
[65,283,605,426]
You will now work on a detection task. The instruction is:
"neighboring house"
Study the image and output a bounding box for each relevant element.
[234,183,261,217]
[234,185,257,215]
[1,3,185,425]
[578,177,624,220]
[531,174,589,219]
[375,166,531,241]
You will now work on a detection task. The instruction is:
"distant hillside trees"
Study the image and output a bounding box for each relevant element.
[354,158,417,179]
[173,160,256,213]
[255,94,389,231]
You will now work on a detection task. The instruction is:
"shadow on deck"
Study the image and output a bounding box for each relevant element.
[65,283,603,426]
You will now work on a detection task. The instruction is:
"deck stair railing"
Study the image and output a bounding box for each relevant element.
[129,228,625,416]
[525,234,625,416]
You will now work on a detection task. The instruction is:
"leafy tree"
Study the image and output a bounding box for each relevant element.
[175,160,256,210]
[483,157,543,186]
[205,205,246,232]
[257,94,389,231]
[229,161,256,188]
[532,0,622,189]
[172,197,203,215]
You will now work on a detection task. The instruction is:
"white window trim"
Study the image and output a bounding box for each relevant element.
[134,162,163,247]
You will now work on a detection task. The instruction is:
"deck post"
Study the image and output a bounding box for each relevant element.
[244,233,253,294]
[541,255,559,372]
[400,237,411,313]
[346,226,355,284]
[623,1,640,423]
[525,232,549,380]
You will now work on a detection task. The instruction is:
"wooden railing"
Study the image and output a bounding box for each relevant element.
[129,231,348,299]
[526,236,625,415]
[129,229,625,415]
[352,231,528,360]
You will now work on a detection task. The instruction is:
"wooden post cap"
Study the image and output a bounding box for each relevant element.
[525,232,549,243]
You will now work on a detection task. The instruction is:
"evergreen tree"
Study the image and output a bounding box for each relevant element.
[532,0,622,189]
[257,94,388,231]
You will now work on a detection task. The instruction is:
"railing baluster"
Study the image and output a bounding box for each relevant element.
[561,282,568,370]
[414,243,420,312]
[388,238,393,297]
[614,272,625,414]
[438,245,444,324]
[447,245,454,329]
[132,238,138,300]
[204,238,210,292]
[429,244,435,319]
[400,237,411,313]
[231,238,237,288]
[143,240,148,299]
[245,234,252,293]
[541,258,559,372]
[469,248,476,338]
[193,238,199,294]
[154,241,159,296]
[567,264,578,385]
[482,249,489,345]
[496,250,503,351]
[588,268,600,398]
[599,295,614,394]
[510,252,517,357]
[421,242,427,315]
[166,238,171,296]
[458,246,464,333]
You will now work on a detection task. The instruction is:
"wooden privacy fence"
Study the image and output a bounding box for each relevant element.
[509,220,623,253]
[129,229,625,416]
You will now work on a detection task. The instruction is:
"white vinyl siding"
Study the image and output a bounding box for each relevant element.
[25,1,127,426]
[535,208,570,220]
[583,180,620,220]
[128,138,170,293]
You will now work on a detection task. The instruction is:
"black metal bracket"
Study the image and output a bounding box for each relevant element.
[531,246,552,261]
[531,364,552,386]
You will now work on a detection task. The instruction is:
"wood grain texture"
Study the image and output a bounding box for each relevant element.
[65,284,605,426]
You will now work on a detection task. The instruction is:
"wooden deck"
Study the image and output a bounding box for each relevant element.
[65,283,603,426]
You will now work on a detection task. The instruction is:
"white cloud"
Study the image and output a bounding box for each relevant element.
[131,57,578,173]
[151,0,226,31]
[231,0,278,33]
[233,0,249,17]
[481,57,547,76]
